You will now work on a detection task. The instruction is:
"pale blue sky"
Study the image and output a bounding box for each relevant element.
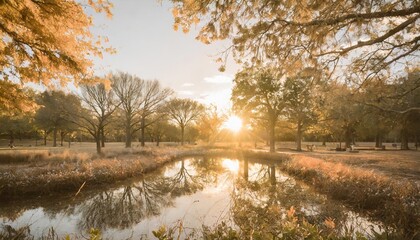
[91,0,239,109]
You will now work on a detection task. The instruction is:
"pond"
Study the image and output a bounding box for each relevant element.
[0,157,385,239]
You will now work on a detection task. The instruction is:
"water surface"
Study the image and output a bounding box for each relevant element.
[0,157,384,238]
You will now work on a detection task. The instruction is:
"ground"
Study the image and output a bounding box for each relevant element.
[302,150,420,182]
[1,140,419,184]
[254,141,419,183]
[1,140,419,187]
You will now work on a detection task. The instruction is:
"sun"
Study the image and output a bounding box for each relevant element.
[222,115,243,133]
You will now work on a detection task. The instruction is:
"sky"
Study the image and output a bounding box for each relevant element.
[90,0,239,111]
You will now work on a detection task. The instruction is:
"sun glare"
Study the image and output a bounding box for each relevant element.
[222,159,239,173]
[222,115,242,133]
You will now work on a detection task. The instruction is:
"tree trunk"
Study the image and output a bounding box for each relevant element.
[141,117,146,147]
[375,132,383,148]
[101,128,105,148]
[269,118,276,153]
[96,132,102,154]
[270,165,276,186]
[44,132,47,146]
[344,127,352,149]
[8,133,14,148]
[243,158,249,181]
[156,136,160,146]
[401,130,409,150]
[125,118,132,148]
[181,125,185,145]
[53,128,57,147]
[296,123,302,151]
[60,131,65,146]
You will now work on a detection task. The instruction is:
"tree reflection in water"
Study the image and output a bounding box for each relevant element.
[77,158,217,231]
[0,157,384,238]
[230,161,353,238]
[78,176,171,230]
[167,160,204,197]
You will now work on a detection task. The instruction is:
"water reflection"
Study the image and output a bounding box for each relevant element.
[230,164,349,237]
[78,178,171,230]
[0,157,385,238]
[168,160,203,197]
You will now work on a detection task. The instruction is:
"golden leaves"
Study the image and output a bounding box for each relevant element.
[172,7,179,17]
[287,206,295,219]
[173,23,179,31]
[324,217,336,229]
[0,81,37,115]
[0,0,113,89]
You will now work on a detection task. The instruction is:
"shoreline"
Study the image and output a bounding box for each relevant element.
[0,147,418,238]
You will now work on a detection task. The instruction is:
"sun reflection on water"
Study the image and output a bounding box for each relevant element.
[222,159,239,173]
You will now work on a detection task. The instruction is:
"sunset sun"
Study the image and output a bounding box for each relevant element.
[222,115,242,133]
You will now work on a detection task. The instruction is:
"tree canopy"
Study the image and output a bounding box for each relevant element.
[165,98,204,145]
[0,0,113,114]
[170,0,419,84]
[232,66,283,152]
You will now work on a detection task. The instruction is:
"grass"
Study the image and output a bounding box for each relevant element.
[304,150,420,181]
[0,145,207,201]
[280,154,420,239]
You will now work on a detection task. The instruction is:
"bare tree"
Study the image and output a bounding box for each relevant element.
[138,80,173,146]
[165,98,204,145]
[111,72,145,148]
[72,82,119,154]
[112,73,173,148]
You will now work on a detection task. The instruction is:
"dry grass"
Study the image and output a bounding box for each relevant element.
[303,150,420,182]
[0,145,207,201]
[282,154,420,238]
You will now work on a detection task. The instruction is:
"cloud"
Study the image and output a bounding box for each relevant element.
[196,89,232,110]
[178,90,194,95]
[204,75,233,84]
[182,82,195,87]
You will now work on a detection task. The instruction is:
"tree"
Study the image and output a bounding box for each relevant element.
[360,68,420,149]
[0,81,35,116]
[390,70,420,149]
[111,72,145,148]
[0,0,113,109]
[147,117,174,146]
[0,113,33,145]
[196,105,226,143]
[283,69,320,151]
[73,82,119,154]
[170,1,419,82]
[137,80,173,147]
[321,82,364,149]
[34,91,80,147]
[112,73,173,147]
[232,66,283,152]
[165,98,204,145]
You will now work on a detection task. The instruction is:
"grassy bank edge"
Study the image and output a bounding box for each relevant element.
[0,147,286,201]
[280,154,419,239]
[1,148,418,238]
